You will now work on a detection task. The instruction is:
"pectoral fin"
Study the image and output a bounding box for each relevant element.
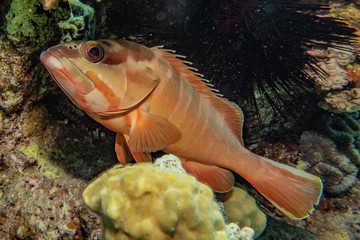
[128,110,181,152]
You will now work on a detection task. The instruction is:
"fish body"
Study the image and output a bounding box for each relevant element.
[41,40,323,219]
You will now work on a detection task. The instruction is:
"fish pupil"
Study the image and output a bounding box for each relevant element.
[81,41,104,63]
[89,47,100,58]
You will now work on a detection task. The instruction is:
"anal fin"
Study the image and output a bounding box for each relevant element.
[128,110,181,152]
[181,159,234,193]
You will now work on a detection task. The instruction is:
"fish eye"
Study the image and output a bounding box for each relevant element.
[80,41,104,63]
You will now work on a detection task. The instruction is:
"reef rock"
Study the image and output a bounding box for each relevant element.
[0,38,35,113]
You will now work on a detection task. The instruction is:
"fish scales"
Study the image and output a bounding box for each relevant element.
[146,59,229,161]
[146,48,237,159]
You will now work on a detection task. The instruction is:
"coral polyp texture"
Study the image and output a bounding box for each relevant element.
[83,163,228,240]
[321,87,360,113]
[299,131,358,195]
[224,224,255,240]
[310,2,360,114]
[313,47,355,91]
[310,45,360,113]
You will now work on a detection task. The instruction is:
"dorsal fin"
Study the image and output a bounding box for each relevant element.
[153,46,244,145]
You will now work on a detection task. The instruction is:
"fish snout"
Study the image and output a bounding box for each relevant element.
[40,50,64,71]
[40,50,95,95]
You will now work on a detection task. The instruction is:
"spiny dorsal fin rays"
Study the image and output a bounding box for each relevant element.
[153,47,244,145]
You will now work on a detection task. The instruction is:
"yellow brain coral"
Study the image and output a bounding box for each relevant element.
[83,163,227,240]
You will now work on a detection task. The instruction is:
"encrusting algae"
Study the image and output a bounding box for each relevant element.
[4,0,69,53]
[19,141,67,179]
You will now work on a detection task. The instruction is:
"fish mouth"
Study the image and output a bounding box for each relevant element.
[40,50,95,95]
[40,50,71,92]
[40,50,74,90]
[40,51,81,109]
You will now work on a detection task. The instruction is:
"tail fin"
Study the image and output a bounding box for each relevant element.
[236,156,323,219]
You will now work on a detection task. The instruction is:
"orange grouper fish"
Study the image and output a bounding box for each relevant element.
[40,39,323,219]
